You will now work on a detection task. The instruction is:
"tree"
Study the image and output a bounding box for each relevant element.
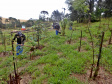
[39,15,45,21]
[25,20,34,27]
[0,17,3,28]
[65,0,77,21]
[66,0,89,22]
[5,19,9,28]
[16,19,21,27]
[51,10,64,22]
[66,0,101,22]
[65,13,70,19]
[8,17,21,28]
[40,11,49,21]
[62,8,66,17]
[0,17,2,22]
[103,0,112,17]
[9,17,13,24]
[72,0,89,22]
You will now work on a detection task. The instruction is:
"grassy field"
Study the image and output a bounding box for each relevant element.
[0,18,112,84]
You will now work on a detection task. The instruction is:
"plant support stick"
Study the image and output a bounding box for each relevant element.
[78,30,82,52]
[93,32,104,80]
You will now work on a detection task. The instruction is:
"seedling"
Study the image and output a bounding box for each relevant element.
[87,22,95,78]
[35,23,42,47]
[30,47,35,60]
[61,18,67,36]
[68,29,74,44]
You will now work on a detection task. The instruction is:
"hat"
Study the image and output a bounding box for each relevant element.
[17,31,22,37]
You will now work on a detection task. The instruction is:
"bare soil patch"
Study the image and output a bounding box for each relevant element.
[0,43,3,45]
[18,56,42,83]
[57,52,63,56]
[70,67,112,84]
[81,37,88,42]
[31,55,41,60]
[36,45,45,50]
[66,40,76,44]
[42,78,48,84]
[20,74,32,84]
[0,52,12,57]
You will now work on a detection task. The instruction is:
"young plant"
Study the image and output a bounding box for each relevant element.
[87,22,95,78]
[61,18,68,36]
[35,23,42,47]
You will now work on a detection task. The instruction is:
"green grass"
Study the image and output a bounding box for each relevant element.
[0,18,112,84]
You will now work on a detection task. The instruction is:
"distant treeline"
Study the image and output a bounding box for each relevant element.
[0,17,36,29]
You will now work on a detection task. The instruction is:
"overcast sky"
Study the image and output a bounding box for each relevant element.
[0,0,69,20]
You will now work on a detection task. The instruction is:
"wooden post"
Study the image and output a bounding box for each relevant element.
[9,35,11,45]
[4,34,6,55]
[93,32,104,80]
[78,30,82,52]
[108,30,112,44]
[30,52,33,60]
[27,31,28,41]
[12,41,18,84]
[9,74,12,84]
[33,34,34,40]
[38,35,39,47]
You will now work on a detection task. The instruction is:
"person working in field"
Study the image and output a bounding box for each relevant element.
[12,31,26,55]
[53,23,60,35]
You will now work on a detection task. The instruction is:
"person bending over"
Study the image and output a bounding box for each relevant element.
[12,31,26,55]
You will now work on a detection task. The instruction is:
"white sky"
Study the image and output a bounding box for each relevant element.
[0,0,69,20]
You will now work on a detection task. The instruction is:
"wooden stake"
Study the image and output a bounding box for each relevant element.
[78,30,82,52]
[108,31,112,44]
[69,30,74,44]
[93,32,104,80]
[12,41,18,84]
[38,35,39,47]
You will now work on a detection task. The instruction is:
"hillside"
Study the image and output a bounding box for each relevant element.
[1,17,27,24]
[0,18,112,84]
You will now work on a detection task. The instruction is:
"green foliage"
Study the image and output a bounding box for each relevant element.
[28,40,37,46]
[61,18,68,36]
[72,0,89,13]
[30,74,48,84]
[25,65,38,74]
[1,18,112,83]
[31,70,40,79]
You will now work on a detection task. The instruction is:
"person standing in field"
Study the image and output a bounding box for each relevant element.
[53,23,60,35]
[12,31,26,55]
